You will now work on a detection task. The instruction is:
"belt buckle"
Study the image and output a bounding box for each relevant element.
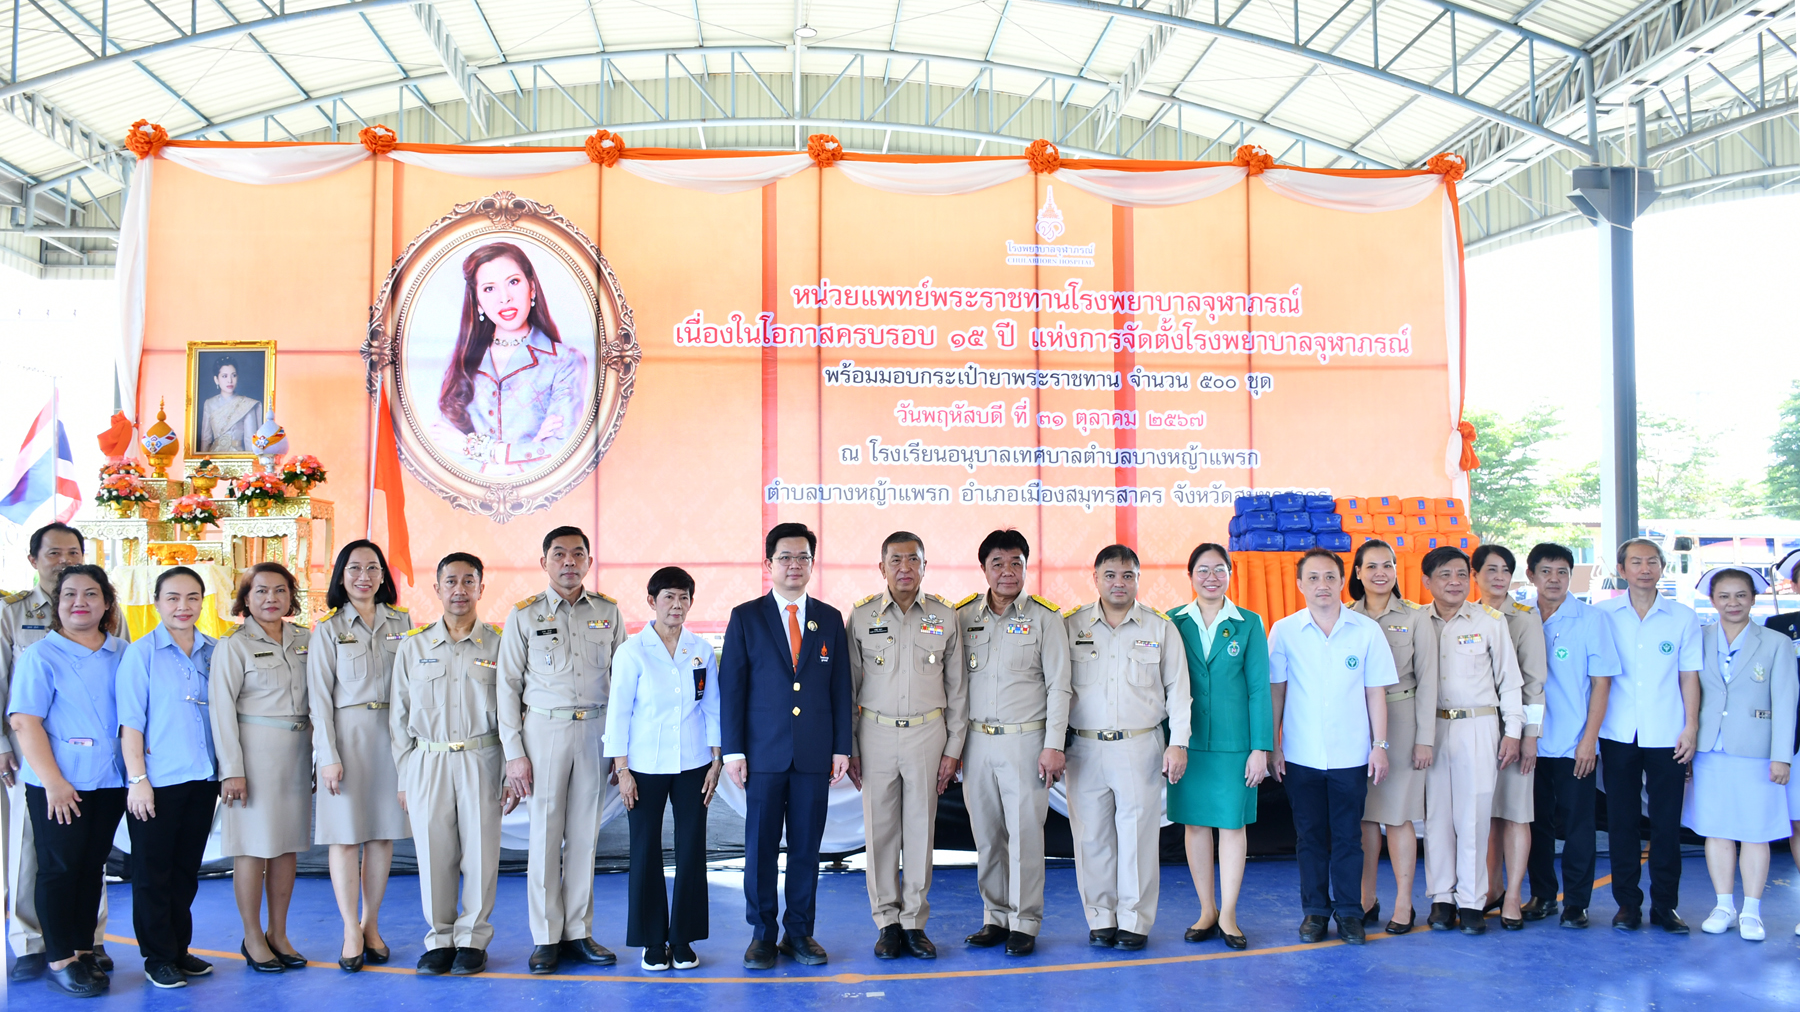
[572,710,588,720]
[446,741,466,752]
[894,718,911,728]
[1446,708,1469,719]
[981,723,1000,735]
[1098,730,1123,742]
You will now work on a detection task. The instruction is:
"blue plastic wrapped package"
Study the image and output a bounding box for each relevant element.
[1228,516,1246,536]
[1309,512,1343,533]
[1243,530,1285,552]
[1228,536,1243,553]
[1234,494,1272,515]
[1271,492,1306,513]
[1243,511,1279,531]
[1316,531,1353,552]
[1282,531,1318,551]
[1304,493,1336,512]
[1277,511,1311,532]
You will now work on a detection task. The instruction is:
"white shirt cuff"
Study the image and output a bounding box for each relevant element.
[1523,704,1545,728]
[724,752,746,763]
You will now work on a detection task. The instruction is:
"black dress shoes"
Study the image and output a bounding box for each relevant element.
[1612,907,1642,931]
[778,934,829,966]
[1361,901,1381,926]
[528,944,560,974]
[75,953,107,986]
[561,938,617,965]
[903,930,937,959]
[416,948,456,975]
[1221,929,1247,950]
[1427,903,1459,931]
[1337,915,1367,945]
[874,923,906,959]
[1184,922,1218,943]
[364,943,391,965]
[742,938,777,970]
[266,935,307,969]
[1385,908,1416,935]
[45,960,107,998]
[966,924,1009,947]
[241,941,283,973]
[1004,931,1035,956]
[338,950,365,973]
[451,948,487,976]
[90,947,112,973]
[1113,931,1146,951]
[1649,908,1689,934]
[10,953,47,981]
[1560,908,1590,929]
[1520,897,1558,922]
[1088,927,1117,947]
[1457,908,1486,935]
[1298,915,1329,943]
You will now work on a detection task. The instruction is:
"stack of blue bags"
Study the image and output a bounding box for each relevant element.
[1227,493,1352,553]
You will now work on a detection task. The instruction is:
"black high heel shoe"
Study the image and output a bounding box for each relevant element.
[265,934,308,969]
[1385,907,1417,935]
[241,941,284,973]
[1501,913,1525,931]
[1361,901,1381,927]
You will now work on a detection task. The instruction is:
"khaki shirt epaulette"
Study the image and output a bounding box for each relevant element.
[293,622,310,631]
[391,605,409,613]
[953,592,981,610]
[320,606,339,622]
[1512,600,1532,613]
[590,592,616,605]
[1481,603,1505,620]
[403,625,429,637]
[514,594,542,612]
[1404,599,1425,611]
[925,592,953,608]
[486,623,503,636]
[1030,595,1059,613]
[1063,603,1086,618]
[1150,607,1171,622]
[853,593,881,609]
[3,589,29,605]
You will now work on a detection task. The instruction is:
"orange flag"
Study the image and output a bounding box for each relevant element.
[373,384,413,585]
[97,411,134,458]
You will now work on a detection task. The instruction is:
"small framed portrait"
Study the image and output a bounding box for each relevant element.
[363,191,637,522]
[185,341,275,458]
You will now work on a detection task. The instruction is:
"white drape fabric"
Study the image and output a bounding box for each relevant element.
[836,157,1029,195]
[618,152,813,194]
[1056,164,1246,207]
[160,144,372,185]
[1259,168,1443,214]
[114,158,152,423]
[389,149,591,178]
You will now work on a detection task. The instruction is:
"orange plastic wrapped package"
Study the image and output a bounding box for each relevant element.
[1429,497,1466,515]
[1398,497,1434,516]
[1342,512,1375,532]
[1367,495,1403,514]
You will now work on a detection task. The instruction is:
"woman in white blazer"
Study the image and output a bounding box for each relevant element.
[1682,567,1798,942]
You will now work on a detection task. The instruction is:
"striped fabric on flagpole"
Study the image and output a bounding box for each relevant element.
[0,397,81,525]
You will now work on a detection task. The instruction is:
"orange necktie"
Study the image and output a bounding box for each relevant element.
[787,604,803,670]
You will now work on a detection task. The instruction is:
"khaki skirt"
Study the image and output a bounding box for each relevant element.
[1492,758,1535,823]
[223,719,314,859]
[314,706,411,845]
[1362,695,1425,825]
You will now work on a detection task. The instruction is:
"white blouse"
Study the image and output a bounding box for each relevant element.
[602,625,721,774]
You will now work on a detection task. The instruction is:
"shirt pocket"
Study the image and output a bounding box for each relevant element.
[1070,643,1101,686]
[581,628,614,672]
[963,627,991,673]
[1128,644,1161,687]
[417,666,450,709]
[340,639,372,681]
[1004,631,1042,672]
[861,636,896,674]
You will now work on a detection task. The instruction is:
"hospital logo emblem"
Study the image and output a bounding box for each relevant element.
[1659,641,1673,655]
[1345,655,1359,670]
[1555,647,1569,660]
[1005,186,1095,267]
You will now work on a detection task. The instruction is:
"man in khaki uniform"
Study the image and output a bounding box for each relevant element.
[393,552,516,977]
[1419,546,1524,936]
[1062,544,1190,950]
[1471,545,1548,922]
[498,526,626,973]
[956,530,1070,957]
[3,523,109,981]
[847,531,967,960]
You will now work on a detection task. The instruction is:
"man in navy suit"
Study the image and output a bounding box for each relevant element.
[721,523,853,969]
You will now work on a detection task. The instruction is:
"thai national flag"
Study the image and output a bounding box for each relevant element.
[0,401,80,524]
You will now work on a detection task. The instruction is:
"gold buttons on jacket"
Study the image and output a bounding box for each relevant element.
[792,706,802,716]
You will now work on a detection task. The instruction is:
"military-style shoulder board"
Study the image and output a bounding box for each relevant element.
[853,593,881,609]
[486,623,503,636]
[1030,595,1059,614]
[514,593,543,611]
[229,623,251,637]
[320,606,339,622]
[1481,603,1505,620]
[1150,607,1171,622]
[1512,600,1532,613]
[1062,603,1084,618]
[293,622,311,631]
[1403,599,1424,611]
[402,625,429,637]
[3,589,29,605]
[391,604,410,614]
[592,591,617,605]
[953,592,981,609]
[925,592,953,608]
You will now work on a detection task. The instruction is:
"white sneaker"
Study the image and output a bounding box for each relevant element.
[1738,916,1765,942]
[1701,907,1735,934]
[640,946,671,971]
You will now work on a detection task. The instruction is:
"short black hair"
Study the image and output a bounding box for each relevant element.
[764,522,816,560]
[1296,548,1344,578]
[1616,536,1664,566]
[1186,543,1230,573]
[880,531,925,557]
[1421,546,1471,577]
[29,522,84,559]
[1348,538,1396,601]
[1093,544,1140,570]
[978,529,1031,566]
[542,526,590,555]
[648,566,696,598]
[153,566,205,599]
[436,552,484,579]
[326,539,400,610]
[1527,543,1575,571]
[1471,544,1516,576]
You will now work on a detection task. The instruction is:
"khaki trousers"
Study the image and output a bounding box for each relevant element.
[1065,731,1163,935]
[962,730,1049,934]
[1425,715,1500,909]
[522,710,612,945]
[7,779,107,955]
[407,745,504,950]
[858,717,946,930]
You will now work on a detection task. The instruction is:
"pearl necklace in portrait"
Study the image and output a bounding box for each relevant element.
[490,331,527,348]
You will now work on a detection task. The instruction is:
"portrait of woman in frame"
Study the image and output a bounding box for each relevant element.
[186,341,275,458]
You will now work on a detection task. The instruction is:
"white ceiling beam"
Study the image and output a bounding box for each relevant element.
[412,2,487,130]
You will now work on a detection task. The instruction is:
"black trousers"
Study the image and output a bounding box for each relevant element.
[743,768,830,941]
[1527,757,1598,912]
[25,784,126,963]
[624,764,711,947]
[1599,737,1685,911]
[125,779,221,969]
[1285,762,1368,919]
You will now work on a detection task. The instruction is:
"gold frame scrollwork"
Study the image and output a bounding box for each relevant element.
[362,191,638,523]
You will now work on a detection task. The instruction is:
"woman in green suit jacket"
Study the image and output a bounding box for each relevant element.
[1168,543,1273,950]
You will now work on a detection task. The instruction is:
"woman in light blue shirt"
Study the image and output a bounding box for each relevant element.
[116,566,219,988]
[6,565,128,998]
[604,566,721,972]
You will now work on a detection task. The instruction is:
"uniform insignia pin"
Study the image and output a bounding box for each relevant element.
[807,620,818,631]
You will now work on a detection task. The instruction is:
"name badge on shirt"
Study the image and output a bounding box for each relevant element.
[65,737,94,747]
[1075,636,1094,645]
[966,625,986,634]
[1005,620,1031,635]
[473,659,496,669]
[534,628,559,637]
[1456,634,1482,646]
[20,624,45,631]
[588,619,611,630]
[921,618,945,636]
[252,650,274,658]
[868,625,889,635]
[336,633,358,644]
[419,658,442,665]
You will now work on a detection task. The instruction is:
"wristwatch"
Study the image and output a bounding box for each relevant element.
[128,774,149,785]
[1372,740,1390,750]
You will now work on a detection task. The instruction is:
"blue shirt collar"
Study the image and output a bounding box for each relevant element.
[150,623,214,656]
[43,630,124,657]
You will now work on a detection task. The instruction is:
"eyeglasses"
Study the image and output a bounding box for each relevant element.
[773,554,814,568]
[1190,566,1231,577]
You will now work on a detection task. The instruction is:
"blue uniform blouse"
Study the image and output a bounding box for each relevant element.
[116,625,218,787]
[7,632,127,791]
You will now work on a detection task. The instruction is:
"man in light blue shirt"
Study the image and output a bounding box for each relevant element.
[1269,549,1396,946]
[1523,544,1619,929]
[1596,537,1701,934]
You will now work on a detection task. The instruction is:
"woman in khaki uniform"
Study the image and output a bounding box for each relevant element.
[1473,545,1547,927]
[1348,539,1438,933]
[210,562,313,972]
[308,541,413,969]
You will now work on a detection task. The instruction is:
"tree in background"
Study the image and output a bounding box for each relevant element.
[1466,407,1596,550]
[1767,381,1800,519]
